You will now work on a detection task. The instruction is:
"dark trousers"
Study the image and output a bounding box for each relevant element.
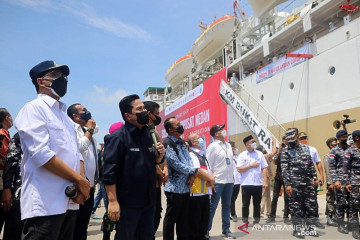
[189,195,210,240]
[163,192,190,240]
[21,210,76,240]
[0,190,5,235]
[3,199,22,240]
[153,187,162,239]
[114,206,155,240]
[241,185,262,224]
[325,185,335,217]
[73,187,95,240]
[230,184,240,217]
[270,178,289,218]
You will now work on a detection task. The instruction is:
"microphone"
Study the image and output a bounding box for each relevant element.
[148,124,158,149]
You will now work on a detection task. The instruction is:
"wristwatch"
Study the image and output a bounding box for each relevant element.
[86,128,94,135]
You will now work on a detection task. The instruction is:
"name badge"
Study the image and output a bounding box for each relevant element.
[226,158,231,165]
[130,148,140,152]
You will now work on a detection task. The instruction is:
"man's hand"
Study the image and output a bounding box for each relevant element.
[346,184,352,192]
[263,181,269,190]
[108,200,120,222]
[341,120,346,130]
[86,119,96,130]
[320,176,325,186]
[250,161,259,168]
[334,181,342,190]
[155,142,165,158]
[72,193,86,204]
[188,174,195,188]
[286,186,292,196]
[210,175,215,186]
[75,176,90,201]
[328,184,334,192]
[313,179,318,187]
[162,167,169,184]
[1,189,12,212]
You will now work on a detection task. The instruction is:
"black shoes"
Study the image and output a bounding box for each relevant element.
[230,214,238,222]
[266,217,275,223]
[314,220,325,229]
[338,224,349,234]
[293,229,305,239]
[326,216,338,227]
[222,230,236,239]
[284,217,292,225]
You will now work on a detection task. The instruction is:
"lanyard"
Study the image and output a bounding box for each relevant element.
[217,142,229,158]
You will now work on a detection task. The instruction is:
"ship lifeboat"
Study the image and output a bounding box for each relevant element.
[165,54,194,87]
[191,15,236,66]
[248,0,287,18]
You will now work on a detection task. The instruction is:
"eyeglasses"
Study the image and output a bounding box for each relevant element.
[42,70,67,79]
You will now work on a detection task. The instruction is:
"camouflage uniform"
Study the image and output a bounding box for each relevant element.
[281,143,318,225]
[329,145,349,223]
[323,154,336,219]
[343,145,360,225]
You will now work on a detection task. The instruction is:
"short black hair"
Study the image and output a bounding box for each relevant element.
[67,103,81,120]
[326,137,337,148]
[0,108,10,125]
[143,101,160,113]
[164,117,176,134]
[229,141,235,148]
[119,94,140,120]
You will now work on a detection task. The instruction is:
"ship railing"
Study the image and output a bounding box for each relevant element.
[231,80,287,142]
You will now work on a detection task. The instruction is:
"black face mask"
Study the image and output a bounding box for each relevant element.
[177,125,184,134]
[340,139,348,145]
[288,140,297,148]
[136,111,149,125]
[80,111,92,122]
[152,115,162,126]
[47,76,68,97]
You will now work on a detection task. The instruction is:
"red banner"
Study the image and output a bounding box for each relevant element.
[157,68,228,147]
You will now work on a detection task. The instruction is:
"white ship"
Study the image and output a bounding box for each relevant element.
[145,0,360,157]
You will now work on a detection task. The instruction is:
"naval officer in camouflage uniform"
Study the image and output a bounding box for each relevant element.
[343,130,360,240]
[281,128,318,239]
[329,129,350,234]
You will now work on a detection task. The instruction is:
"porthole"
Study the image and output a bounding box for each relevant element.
[289,82,294,90]
[329,66,336,75]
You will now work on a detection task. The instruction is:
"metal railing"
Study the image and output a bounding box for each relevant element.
[231,80,287,142]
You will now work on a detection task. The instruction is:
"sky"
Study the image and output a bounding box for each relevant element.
[0,0,302,144]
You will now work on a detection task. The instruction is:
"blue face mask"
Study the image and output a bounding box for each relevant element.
[80,111,92,122]
[197,138,204,147]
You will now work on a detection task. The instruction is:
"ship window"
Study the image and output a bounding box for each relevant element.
[289,82,294,90]
[329,66,336,75]
[260,94,264,101]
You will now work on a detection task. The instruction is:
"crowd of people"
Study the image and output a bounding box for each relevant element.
[2,59,360,240]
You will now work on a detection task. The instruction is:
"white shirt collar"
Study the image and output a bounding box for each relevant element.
[37,94,66,112]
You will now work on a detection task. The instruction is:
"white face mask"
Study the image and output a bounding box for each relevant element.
[250,142,257,150]
[234,148,239,155]
[221,130,227,138]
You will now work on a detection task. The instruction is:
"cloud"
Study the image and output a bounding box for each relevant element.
[5,0,54,11]
[5,0,152,40]
[92,85,128,103]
